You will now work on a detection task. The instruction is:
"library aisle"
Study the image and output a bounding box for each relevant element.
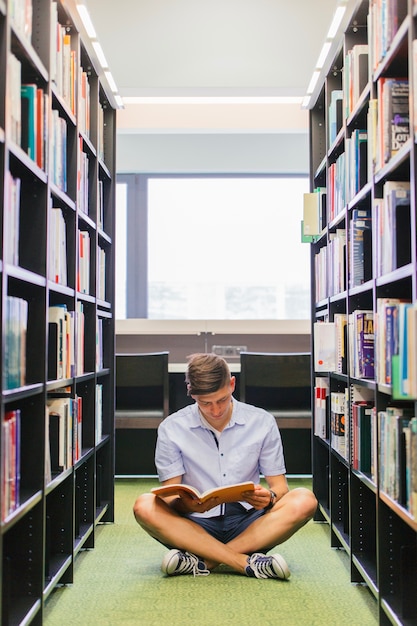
[44,478,377,626]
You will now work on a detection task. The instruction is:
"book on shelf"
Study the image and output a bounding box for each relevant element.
[97,247,106,301]
[328,228,346,296]
[367,98,378,175]
[47,395,81,474]
[328,90,343,146]
[314,246,327,302]
[71,395,82,463]
[303,191,321,237]
[76,301,85,375]
[3,295,28,389]
[379,407,415,508]
[374,182,411,276]
[330,391,347,460]
[77,230,90,294]
[78,66,91,137]
[314,376,329,439]
[350,310,374,379]
[98,102,105,161]
[20,84,37,160]
[95,384,103,444]
[410,418,417,518]
[391,303,417,400]
[346,129,368,202]
[7,53,22,148]
[328,153,346,221]
[313,322,336,372]
[9,0,33,41]
[351,401,374,475]
[78,139,90,215]
[349,208,371,288]
[96,317,103,370]
[4,172,21,266]
[151,481,255,505]
[1,409,21,521]
[50,7,76,113]
[376,298,406,387]
[98,180,104,229]
[50,110,67,191]
[48,206,67,285]
[413,40,417,142]
[334,313,347,374]
[344,44,368,117]
[369,3,402,72]
[48,304,75,380]
[377,77,409,168]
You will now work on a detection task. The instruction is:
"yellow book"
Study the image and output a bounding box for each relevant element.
[151,481,255,504]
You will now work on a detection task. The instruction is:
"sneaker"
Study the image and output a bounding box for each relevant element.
[161,549,210,577]
[245,552,291,580]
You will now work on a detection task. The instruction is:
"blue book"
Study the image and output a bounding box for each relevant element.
[21,84,37,160]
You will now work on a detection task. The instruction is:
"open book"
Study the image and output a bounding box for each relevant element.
[151,481,255,504]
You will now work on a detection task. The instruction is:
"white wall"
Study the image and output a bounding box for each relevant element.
[116,132,309,174]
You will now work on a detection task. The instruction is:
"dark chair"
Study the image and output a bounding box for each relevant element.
[115,352,169,475]
[239,352,312,474]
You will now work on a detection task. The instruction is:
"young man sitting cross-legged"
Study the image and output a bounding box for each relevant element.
[133,353,317,579]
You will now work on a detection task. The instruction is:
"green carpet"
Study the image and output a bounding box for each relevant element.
[44,478,378,626]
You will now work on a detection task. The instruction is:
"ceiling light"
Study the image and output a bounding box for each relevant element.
[316,41,332,69]
[122,96,303,105]
[105,71,118,93]
[306,71,320,95]
[327,5,346,39]
[77,4,97,39]
[92,41,108,68]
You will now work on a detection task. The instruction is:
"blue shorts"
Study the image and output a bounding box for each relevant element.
[184,502,266,544]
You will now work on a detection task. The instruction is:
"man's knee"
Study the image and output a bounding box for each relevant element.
[295,488,318,521]
[285,488,317,522]
[133,492,156,524]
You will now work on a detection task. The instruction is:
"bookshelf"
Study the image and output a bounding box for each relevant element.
[0,0,117,623]
[308,1,417,624]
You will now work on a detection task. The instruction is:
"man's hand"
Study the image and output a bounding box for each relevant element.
[170,493,220,514]
[242,484,273,510]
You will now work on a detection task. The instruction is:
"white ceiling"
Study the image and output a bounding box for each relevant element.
[84,0,339,133]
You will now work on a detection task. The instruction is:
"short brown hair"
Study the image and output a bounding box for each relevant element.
[185,353,231,396]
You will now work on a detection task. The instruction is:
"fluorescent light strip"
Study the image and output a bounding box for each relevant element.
[302,95,311,109]
[327,5,346,39]
[77,4,97,39]
[105,71,118,93]
[122,96,303,105]
[92,41,109,69]
[303,1,348,105]
[316,41,332,69]
[306,71,320,95]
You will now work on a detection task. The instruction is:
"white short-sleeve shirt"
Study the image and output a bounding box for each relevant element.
[155,398,286,518]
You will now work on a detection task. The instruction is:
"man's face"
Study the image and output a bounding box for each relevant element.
[191,377,235,426]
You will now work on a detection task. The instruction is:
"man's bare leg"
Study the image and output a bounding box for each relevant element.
[133,487,317,574]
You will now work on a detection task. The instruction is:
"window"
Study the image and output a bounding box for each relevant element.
[116,175,310,320]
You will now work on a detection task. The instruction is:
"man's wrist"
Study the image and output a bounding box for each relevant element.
[265,490,277,510]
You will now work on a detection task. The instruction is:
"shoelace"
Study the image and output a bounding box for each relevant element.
[247,553,277,579]
[177,552,210,577]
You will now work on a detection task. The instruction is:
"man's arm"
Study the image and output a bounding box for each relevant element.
[265,474,289,501]
[241,474,289,510]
